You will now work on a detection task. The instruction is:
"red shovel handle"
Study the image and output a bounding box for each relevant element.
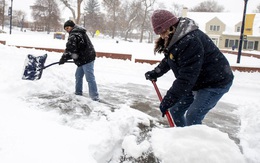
[152,81,175,127]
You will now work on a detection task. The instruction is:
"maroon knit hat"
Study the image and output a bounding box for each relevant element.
[151,10,179,35]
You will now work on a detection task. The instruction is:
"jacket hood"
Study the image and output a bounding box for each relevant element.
[70,25,87,34]
[167,17,199,49]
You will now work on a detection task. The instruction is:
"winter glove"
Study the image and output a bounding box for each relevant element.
[159,94,177,117]
[145,70,157,81]
[59,52,69,65]
[59,57,66,65]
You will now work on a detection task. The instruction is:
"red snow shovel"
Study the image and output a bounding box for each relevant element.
[152,81,175,127]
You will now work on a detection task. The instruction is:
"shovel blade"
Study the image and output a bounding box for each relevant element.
[22,54,47,80]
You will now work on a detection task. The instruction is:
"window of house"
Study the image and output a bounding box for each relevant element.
[225,39,239,48]
[235,40,239,47]
[236,26,241,32]
[223,39,259,50]
[228,40,235,47]
[210,25,220,31]
[225,39,229,47]
[247,41,254,50]
[241,41,256,50]
[211,37,218,46]
[254,41,259,50]
[243,41,248,49]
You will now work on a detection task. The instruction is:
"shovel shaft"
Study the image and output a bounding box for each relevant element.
[152,81,175,127]
[42,62,59,69]
[42,61,74,70]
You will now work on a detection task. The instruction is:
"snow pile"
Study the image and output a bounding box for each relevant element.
[1,30,259,162]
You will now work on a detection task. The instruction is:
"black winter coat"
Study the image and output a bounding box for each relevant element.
[154,17,234,100]
[61,25,96,67]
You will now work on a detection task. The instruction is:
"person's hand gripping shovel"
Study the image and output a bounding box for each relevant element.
[145,71,175,127]
[151,80,175,127]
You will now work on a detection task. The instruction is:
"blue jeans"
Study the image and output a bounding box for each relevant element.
[169,82,232,127]
[75,61,99,100]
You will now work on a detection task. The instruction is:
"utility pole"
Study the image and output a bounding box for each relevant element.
[237,0,248,63]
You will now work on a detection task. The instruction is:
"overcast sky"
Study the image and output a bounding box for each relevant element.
[11,0,260,21]
[159,0,259,13]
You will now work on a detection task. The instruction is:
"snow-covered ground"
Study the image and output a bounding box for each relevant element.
[0,29,260,163]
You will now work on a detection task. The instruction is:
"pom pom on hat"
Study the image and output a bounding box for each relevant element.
[64,20,75,29]
[151,10,179,35]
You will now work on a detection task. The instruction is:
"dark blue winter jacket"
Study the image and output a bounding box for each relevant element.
[61,25,96,67]
[154,17,234,100]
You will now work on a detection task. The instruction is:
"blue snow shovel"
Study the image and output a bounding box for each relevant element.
[22,53,73,80]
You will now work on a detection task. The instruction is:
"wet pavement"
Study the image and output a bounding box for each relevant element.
[27,82,241,146]
[98,83,241,145]
[25,82,242,162]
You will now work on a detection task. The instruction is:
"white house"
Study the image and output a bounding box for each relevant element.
[183,9,260,51]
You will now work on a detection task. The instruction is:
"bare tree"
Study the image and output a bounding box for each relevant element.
[171,3,183,17]
[157,2,183,17]
[31,0,61,32]
[253,4,260,13]
[156,1,166,9]
[0,0,6,30]
[139,0,155,43]
[12,10,27,31]
[102,0,121,39]
[59,0,83,24]
[190,0,224,12]
[117,1,141,41]
[84,0,104,37]
[145,14,154,43]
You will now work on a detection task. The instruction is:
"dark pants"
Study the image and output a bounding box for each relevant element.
[169,82,232,127]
